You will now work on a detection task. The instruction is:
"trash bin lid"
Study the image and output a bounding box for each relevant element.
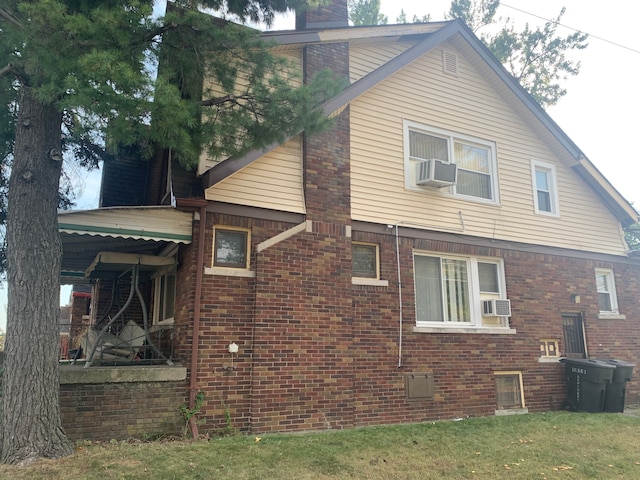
[602,359,636,367]
[559,358,616,369]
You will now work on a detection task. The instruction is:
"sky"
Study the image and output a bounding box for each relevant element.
[0,0,638,332]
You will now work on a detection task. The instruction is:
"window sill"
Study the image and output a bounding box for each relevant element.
[538,357,560,363]
[151,320,174,329]
[598,312,626,320]
[204,266,255,278]
[534,209,560,217]
[352,278,389,287]
[495,408,528,416]
[413,326,516,335]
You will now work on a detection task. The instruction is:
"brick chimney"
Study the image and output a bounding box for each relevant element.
[295,0,348,30]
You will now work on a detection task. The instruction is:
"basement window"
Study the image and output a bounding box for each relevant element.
[494,371,526,414]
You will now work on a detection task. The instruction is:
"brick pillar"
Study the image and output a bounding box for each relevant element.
[295,0,348,30]
[250,3,354,433]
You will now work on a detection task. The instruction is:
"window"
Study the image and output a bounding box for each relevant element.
[413,253,508,329]
[153,268,176,325]
[405,121,499,203]
[531,160,559,215]
[494,372,525,410]
[595,268,619,314]
[352,243,379,278]
[214,227,250,269]
[540,339,559,358]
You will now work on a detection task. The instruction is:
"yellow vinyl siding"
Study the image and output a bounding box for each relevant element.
[350,42,627,255]
[205,137,305,213]
[350,42,413,83]
[198,50,303,174]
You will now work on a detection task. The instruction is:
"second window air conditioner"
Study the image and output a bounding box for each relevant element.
[416,159,458,187]
[482,299,512,317]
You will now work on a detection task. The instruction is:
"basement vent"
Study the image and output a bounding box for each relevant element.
[442,50,458,76]
[405,372,434,401]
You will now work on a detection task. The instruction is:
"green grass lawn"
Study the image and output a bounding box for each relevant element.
[2,411,640,479]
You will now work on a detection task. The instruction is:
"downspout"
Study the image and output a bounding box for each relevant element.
[392,213,466,369]
[394,223,403,368]
[177,198,207,439]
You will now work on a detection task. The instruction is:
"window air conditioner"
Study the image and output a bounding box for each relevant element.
[482,299,512,317]
[415,159,458,187]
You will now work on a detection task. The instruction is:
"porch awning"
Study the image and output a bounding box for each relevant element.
[86,252,176,278]
[59,206,193,283]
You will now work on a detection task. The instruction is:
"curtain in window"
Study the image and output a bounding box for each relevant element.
[478,262,499,293]
[409,131,448,161]
[455,142,492,199]
[415,256,444,322]
[495,375,522,409]
[442,259,471,322]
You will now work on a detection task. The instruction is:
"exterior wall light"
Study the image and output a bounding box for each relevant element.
[224,342,239,372]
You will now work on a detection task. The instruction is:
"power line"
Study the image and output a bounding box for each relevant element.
[501,2,640,55]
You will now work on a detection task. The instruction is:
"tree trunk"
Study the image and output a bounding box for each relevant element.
[1,89,73,465]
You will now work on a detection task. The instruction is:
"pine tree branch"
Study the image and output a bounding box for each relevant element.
[201,94,251,107]
[0,63,29,85]
[0,8,22,30]
[141,22,180,43]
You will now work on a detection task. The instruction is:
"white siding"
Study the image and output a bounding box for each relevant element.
[205,137,305,213]
[350,41,627,255]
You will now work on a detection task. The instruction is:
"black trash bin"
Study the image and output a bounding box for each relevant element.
[602,359,635,413]
[560,358,615,412]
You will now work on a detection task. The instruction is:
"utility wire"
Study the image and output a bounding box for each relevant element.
[501,2,640,55]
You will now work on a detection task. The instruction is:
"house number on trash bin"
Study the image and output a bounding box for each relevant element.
[571,367,587,375]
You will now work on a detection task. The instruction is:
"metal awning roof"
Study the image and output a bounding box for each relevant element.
[59,206,193,284]
[86,252,177,278]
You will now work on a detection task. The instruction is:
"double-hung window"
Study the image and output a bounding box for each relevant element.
[595,268,619,315]
[405,121,499,203]
[414,252,509,330]
[531,160,559,215]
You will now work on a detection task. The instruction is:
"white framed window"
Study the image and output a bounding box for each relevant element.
[404,121,499,203]
[595,268,619,314]
[531,160,559,215]
[153,267,176,325]
[213,226,250,269]
[413,252,508,329]
[494,371,526,411]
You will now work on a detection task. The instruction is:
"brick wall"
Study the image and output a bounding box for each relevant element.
[60,381,186,441]
[181,221,640,435]
[348,232,640,426]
